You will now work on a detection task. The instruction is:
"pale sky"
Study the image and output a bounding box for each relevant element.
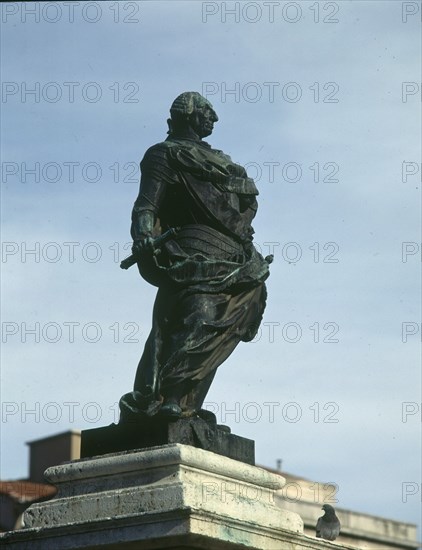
[1,0,421,531]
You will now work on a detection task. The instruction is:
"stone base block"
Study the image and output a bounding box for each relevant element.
[81,415,254,465]
[1,444,359,550]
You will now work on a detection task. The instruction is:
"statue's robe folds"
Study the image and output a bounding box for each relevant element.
[120,137,271,418]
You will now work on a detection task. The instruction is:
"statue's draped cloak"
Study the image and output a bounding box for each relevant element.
[120,137,271,416]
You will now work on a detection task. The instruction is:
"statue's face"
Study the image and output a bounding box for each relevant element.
[189,103,218,138]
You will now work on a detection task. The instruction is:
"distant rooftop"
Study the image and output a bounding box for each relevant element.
[0,481,56,504]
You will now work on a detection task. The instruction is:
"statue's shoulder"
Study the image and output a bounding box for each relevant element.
[143,140,173,155]
[142,139,186,161]
[141,138,216,176]
[140,141,175,168]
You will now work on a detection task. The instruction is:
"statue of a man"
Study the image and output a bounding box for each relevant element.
[119,92,271,420]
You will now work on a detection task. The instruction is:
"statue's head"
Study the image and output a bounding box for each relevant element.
[168,92,218,138]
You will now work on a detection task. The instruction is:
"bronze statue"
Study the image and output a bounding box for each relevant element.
[119,92,272,421]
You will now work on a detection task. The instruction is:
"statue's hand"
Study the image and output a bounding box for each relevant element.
[132,236,154,257]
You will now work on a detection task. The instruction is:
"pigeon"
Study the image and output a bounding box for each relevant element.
[316,504,341,541]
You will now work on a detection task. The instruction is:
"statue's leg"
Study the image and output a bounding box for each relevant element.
[119,288,167,420]
[181,370,217,414]
[133,330,162,398]
[159,284,266,418]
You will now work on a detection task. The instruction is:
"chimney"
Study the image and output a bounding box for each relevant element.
[27,431,81,483]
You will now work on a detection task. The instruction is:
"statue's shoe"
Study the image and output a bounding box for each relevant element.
[159,402,182,419]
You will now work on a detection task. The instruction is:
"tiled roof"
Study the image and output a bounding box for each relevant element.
[0,481,56,504]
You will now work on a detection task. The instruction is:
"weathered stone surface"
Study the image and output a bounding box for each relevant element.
[0,445,360,549]
[1,516,363,550]
[81,414,254,465]
[24,444,293,530]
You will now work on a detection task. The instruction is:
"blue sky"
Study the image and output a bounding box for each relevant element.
[1,0,421,531]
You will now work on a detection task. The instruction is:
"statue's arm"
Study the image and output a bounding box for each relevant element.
[131,203,156,242]
[130,145,178,245]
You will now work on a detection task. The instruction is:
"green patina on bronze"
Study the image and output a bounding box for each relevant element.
[119,92,272,421]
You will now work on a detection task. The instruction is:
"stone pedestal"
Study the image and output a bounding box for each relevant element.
[1,444,359,549]
[81,415,255,465]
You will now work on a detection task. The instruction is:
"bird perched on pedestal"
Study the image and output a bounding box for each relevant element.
[316,504,341,541]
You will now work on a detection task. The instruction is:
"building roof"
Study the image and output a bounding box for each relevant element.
[0,481,56,504]
[26,429,81,446]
